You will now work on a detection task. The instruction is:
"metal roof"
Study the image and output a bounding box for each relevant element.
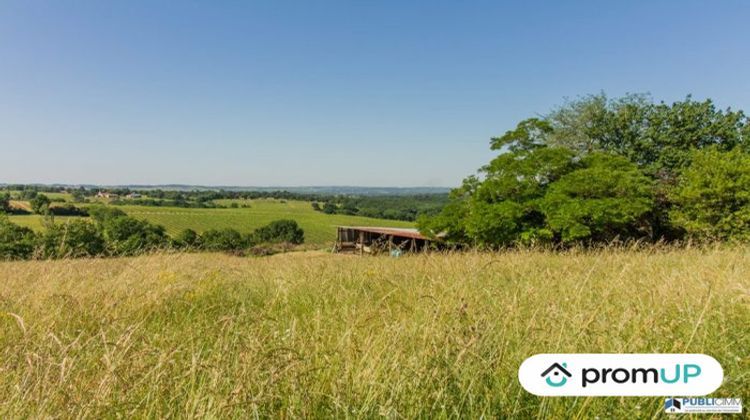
[338,226,431,240]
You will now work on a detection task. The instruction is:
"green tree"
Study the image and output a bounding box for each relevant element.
[540,153,654,243]
[37,220,105,258]
[99,216,168,255]
[201,228,245,251]
[0,216,37,260]
[0,193,10,213]
[88,206,127,223]
[322,202,337,214]
[417,176,478,243]
[669,148,750,241]
[546,93,748,176]
[490,118,552,152]
[71,189,86,203]
[252,219,304,244]
[30,194,51,214]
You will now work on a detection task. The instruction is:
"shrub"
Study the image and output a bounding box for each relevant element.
[37,219,105,258]
[174,229,202,249]
[201,229,246,251]
[322,202,337,214]
[88,206,127,223]
[48,204,89,216]
[252,219,304,245]
[0,217,37,260]
[0,193,10,213]
[30,194,51,214]
[100,216,168,256]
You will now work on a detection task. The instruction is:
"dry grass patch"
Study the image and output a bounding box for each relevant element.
[0,248,748,418]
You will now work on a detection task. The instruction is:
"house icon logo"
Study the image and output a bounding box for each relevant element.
[541,362,571,387]
[664,398,683,413]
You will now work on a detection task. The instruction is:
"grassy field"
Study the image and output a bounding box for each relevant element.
[7,199,413,247]
[0,247,747,418]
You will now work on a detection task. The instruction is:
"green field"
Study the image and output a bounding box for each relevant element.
[7,199,413,246]
[1,248,747,417]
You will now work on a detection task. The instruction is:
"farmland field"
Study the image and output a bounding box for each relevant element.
[0,247,748,417]
[7,199,413,246]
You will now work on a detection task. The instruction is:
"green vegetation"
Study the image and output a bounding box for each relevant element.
[0,248,747,417]
[0,218,36,259]
[29,194,51,215]
[669,147,750,241]
[2,185,448,222]
[121,201,412,245]
[0,192,10,213]
[311,194,449,221]
[5,199,413,248]
[421,94,750,246]
[0,204,313,260]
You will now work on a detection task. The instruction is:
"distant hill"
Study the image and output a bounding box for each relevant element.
[1,184,451,196]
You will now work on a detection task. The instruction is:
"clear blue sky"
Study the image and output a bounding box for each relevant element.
[1,1,749,187]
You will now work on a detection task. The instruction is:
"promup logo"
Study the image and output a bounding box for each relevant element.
[541,362,571,387]
[519,354,723,396]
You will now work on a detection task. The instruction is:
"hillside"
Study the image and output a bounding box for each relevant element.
[1,248,747,417]
[7,199,414,246]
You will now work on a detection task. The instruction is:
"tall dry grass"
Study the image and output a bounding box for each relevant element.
[0,248,748,418]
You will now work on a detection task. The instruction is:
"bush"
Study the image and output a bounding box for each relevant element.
[201,229,246,251]
[100,216,168,256]
[30,194,51,214]
[322,202,337,214]
[0,217,37,260]
[88,206,127,223]
[670,148,750,241]
[37,219,105,258]
[252,219,304,245]
[0,193,10,213]
[48,204,89,216]
[174,229,201,249]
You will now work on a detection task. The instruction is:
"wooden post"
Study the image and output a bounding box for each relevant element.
[359,231,364,255]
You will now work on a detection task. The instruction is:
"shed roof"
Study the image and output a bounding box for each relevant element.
[338,226,431,240]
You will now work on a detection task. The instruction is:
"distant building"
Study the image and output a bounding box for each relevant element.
[95,191,119,199]
[126,192,142,199]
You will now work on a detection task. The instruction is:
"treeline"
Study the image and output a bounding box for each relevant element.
[3,186,449,222]
[419,94,750,247]
[311,195,448,221]
[0,207,304,261]
[0,192,88,216]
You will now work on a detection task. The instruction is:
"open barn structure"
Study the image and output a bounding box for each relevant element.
[334,226,436,255]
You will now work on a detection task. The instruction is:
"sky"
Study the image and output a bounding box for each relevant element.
[1,1,749,187]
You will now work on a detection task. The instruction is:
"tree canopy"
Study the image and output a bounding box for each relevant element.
[419,93,750,246]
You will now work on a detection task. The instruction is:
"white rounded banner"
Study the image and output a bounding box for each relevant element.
[518,353,723,396]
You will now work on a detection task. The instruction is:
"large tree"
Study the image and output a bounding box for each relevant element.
[420,93,750,246]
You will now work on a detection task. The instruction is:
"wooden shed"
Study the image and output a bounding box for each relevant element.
[334,226,435,254]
